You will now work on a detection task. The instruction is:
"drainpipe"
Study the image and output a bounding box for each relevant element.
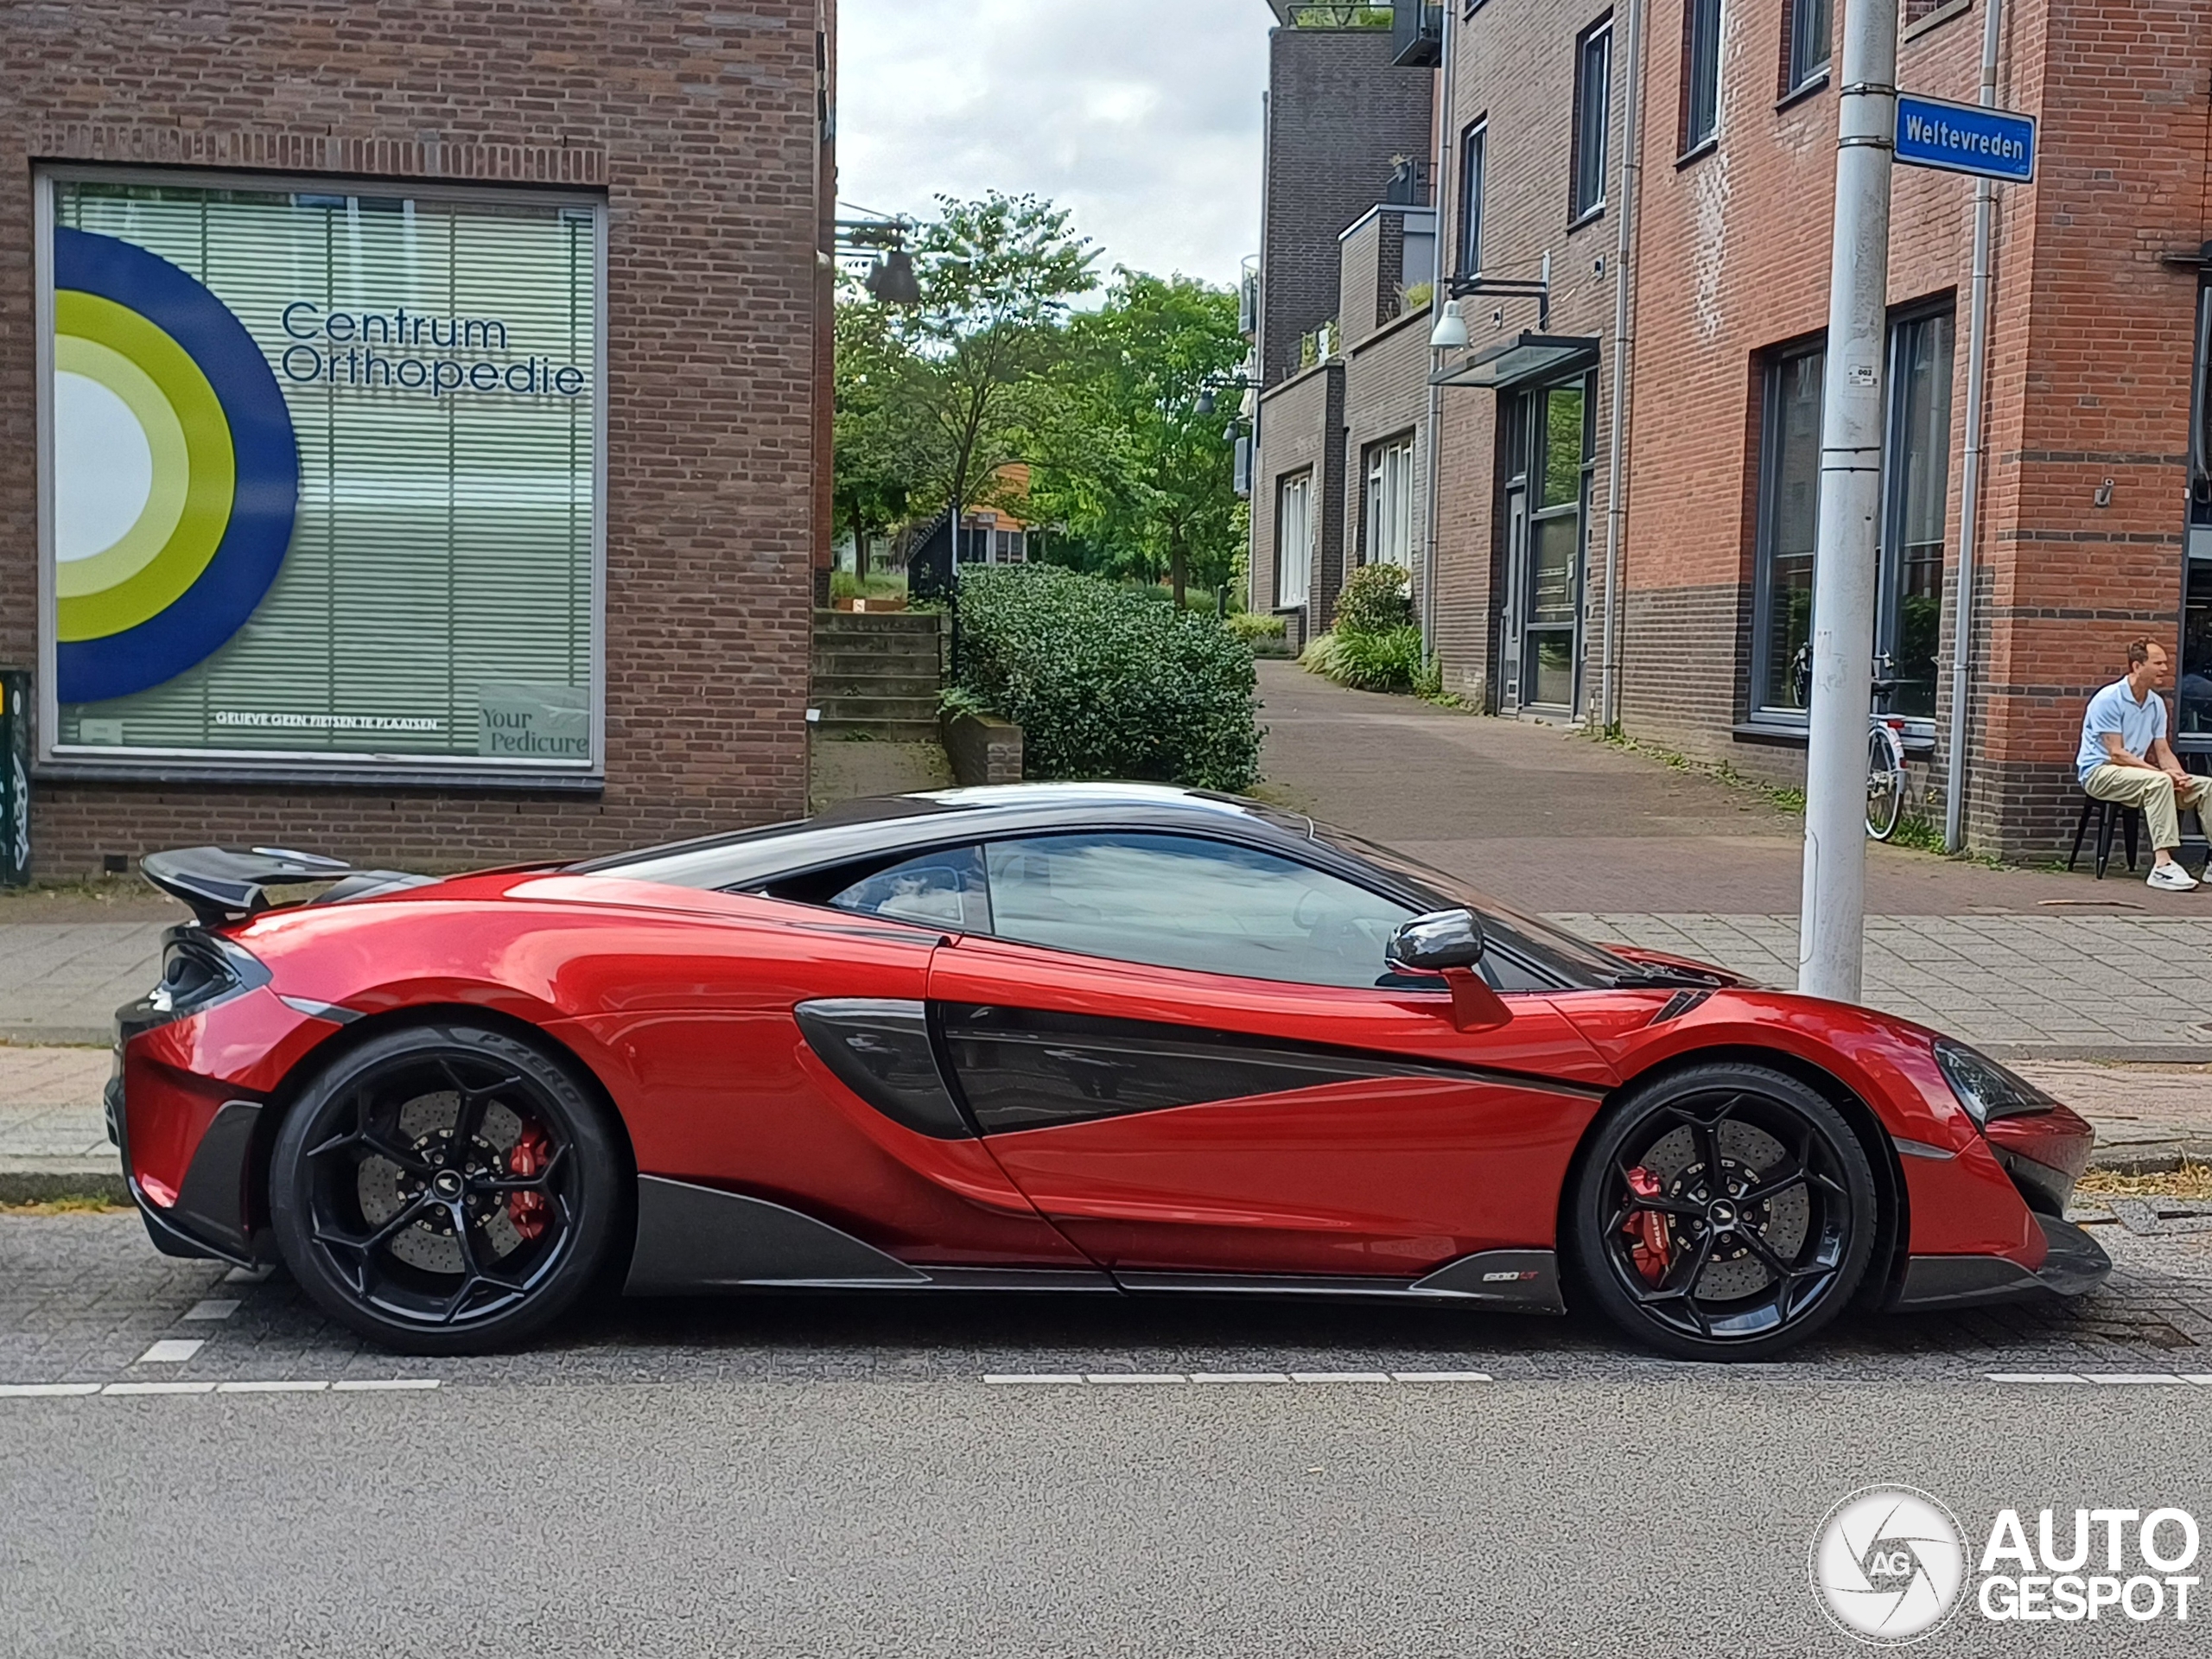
[1598,0,1649,733]
[1420,2,1457,661]
[1944,0,2005,854]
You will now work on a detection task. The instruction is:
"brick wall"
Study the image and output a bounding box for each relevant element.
[1624,0,2212,859]
[1430,0,1632,719]
[1341,311,1433,586]
[1251,362,1344,647]
[1259,27,1435,388]
[1,0,829,875]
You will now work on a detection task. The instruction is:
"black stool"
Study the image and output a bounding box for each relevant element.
[2068,793,2141,880]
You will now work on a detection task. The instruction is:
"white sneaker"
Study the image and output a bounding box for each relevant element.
[2148,861,2199,892]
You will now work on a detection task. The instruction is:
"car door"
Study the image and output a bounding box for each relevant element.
[922,831,1621,1282]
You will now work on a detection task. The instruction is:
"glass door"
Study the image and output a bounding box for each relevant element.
[1522,380,1591,713]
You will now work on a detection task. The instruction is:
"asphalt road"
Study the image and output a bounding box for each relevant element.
[5,1212,2212,1656]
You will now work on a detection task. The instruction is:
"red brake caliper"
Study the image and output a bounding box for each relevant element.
[1624,1166,1671,1286]
[506,1126,552,1241]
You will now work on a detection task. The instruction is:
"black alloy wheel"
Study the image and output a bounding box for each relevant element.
[269,1024,623,1355]
[1567,1063,1878,1361]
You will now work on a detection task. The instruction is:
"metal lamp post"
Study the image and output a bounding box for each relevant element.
[1798,0,1900,1004]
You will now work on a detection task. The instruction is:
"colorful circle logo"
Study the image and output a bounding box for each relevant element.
[54,227,297,705]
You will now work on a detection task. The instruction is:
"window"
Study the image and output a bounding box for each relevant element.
[39,170,604,777]
[1277,472,1313,609]
[1786,0,1831,94]
[1751,309,1956,722]
[1754,345,1825,715]
[830,847,993,931]
[1683,0,1724,153]
[1572,18,1613,221]
[994,529,1026,563]
[1458,122,1487,276]
[1882,310,1956,719]
[1364,435,1417,569]
[981,834,1415,989]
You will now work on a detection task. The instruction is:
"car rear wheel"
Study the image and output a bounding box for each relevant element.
[1567,1063,1878,1361]
[269,1023,622,1356]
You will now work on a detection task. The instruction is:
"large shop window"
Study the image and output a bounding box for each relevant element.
[37,170,605,779]
[1364,435,1418,569]
[1277,472,1314,610]
[1751,308,1956,723]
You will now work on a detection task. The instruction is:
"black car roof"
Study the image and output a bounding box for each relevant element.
[569,785,1330,893]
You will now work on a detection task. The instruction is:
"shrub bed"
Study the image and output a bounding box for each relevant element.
[956,565,1263,791]
[1300,564,1440,696]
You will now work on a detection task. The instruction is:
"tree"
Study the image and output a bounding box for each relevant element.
[1033,270,1248,608]
[831,281,911,578]
[874,194,1097,542]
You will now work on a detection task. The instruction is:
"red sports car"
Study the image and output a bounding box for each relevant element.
[112,785,2107,1359]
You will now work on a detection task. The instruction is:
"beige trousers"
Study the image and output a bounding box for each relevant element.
[2083,763,2212,852]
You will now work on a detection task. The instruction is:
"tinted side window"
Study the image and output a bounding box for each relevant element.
[829,846,992,931]
[982,834,1414,989]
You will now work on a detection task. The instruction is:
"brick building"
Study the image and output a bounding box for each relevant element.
[3,0,836,877]
[1254,0,2212,860]
[1615,0,2212,858]
[1247,9,1437,644]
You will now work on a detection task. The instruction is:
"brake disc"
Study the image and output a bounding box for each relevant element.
[356,1091,529,1273]
[1638,1118,1812,1301]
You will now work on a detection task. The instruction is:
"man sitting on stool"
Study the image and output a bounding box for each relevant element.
[2079,638,2212,892]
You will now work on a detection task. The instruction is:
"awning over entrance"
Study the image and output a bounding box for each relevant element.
[1430,333,1601,391]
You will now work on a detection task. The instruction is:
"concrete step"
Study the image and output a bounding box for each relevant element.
[815,610,943,639]
[815,695,942,723]
[812,647,943,677]
[812,672,941,701]
[817,719,944,743]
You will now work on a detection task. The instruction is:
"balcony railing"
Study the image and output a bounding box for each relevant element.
[1392,1,1442,66]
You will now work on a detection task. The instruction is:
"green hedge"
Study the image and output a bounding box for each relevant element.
[956,565,1263,791]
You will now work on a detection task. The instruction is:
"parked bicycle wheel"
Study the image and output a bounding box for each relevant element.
[1866,724,1907,842]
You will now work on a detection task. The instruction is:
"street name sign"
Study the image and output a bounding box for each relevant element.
[1895,92,2037,184]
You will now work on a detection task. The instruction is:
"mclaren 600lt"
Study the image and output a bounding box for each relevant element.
[111,785,2107,1358]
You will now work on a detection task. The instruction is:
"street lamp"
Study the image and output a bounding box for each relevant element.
[834,214,924,308]
[1428,298,1471,353]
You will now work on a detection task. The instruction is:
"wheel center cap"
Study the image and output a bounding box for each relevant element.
[432,1170,465,1200]
[1707,1199,1738,1230]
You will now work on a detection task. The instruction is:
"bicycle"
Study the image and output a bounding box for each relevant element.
[1791,647,1910,842]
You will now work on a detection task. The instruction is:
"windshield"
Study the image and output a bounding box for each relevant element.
[1311,824,1640,989]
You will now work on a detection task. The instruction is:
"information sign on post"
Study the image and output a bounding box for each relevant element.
[1895,92,2037,184]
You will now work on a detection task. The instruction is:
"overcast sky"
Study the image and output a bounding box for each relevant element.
[837,0,1269,290]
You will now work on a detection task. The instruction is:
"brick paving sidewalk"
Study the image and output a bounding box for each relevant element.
[1551,911,2212,1060]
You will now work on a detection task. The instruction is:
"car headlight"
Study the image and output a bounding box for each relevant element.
[1933,1039,2057,1127]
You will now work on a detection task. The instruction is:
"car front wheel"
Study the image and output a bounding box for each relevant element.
[269,1023,622,1355]
[1567,1063,1878,1361]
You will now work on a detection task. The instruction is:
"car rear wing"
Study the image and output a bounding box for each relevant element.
[139,847,434,928]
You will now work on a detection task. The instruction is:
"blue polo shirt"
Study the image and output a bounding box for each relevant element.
[2078,677,2168,785]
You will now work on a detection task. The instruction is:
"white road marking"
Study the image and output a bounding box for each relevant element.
[1986,1373,2090,1384]
[1989,1372,2212,1387]
[1393,1371,1494,1383]
[0,1383,102,1398]
[222,1265,275,1285]
[1290,1371,1393,1383]
[137,1339,204,1364]
[2185,1376,2212,1386]
[984,1374,1086,1386]
[986,1370,1497,1388]
[216,1380,327,1394]
[1189,1373,1291,1384]
[331,1378,441,1392]
[181,1300,240,1322]
[104,1382,216,1396]
[2088,1374,2189,1386]
[1084,1374,1186,1385]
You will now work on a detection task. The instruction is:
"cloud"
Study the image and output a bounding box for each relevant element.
[837,0,1267,288]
